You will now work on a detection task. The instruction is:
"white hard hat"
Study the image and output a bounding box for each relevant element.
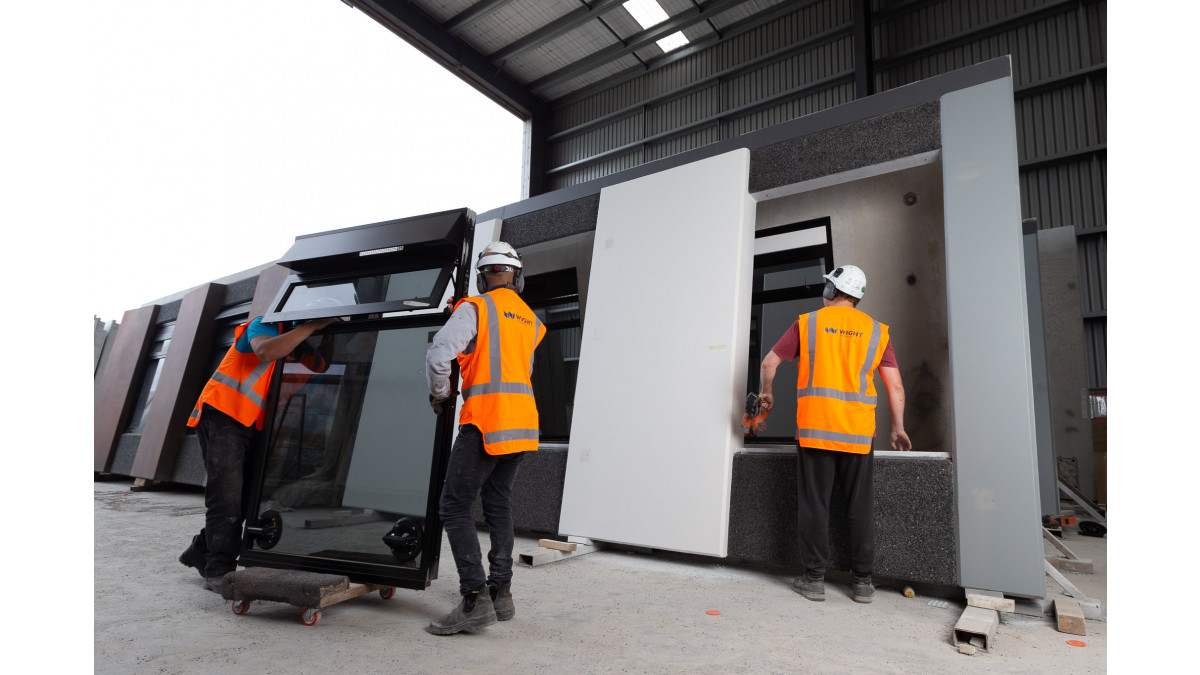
[475,241,524,293]
[823,264,867,299]
[476,241,523,270]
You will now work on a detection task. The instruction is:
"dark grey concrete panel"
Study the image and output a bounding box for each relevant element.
[500,194,600,248]
[474,446,568,535]
[1036,227,1096,500]
[749,102,941,194]
[110,434,142,477]
[727,452,957,585]
[223,276,259,307]
[154,299,183,324]
[169,435,207,487]
[477,447,956,585]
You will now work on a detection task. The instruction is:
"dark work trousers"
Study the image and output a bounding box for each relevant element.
[439,425,525,596]
[196,406,259,578]
[796,444,875,578]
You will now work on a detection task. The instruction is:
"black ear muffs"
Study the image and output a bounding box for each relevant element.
[822,281,837,301]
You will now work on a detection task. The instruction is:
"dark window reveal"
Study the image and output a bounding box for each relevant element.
[523,268,582,442]
[746,218,833,443]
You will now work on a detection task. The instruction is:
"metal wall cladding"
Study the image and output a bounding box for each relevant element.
[1076,232,1106,316]
[551,0,850,134]
[1015,74,1105,162]
[550,113,644,169]
[1084,320,1105,389]
[1019,155,1106,234]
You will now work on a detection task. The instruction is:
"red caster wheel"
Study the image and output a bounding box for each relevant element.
[301,608,321,626]
[231,600,250,615]
[379,587,395,600]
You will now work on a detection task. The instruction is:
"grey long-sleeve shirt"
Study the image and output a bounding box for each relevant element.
[425,302,478,401]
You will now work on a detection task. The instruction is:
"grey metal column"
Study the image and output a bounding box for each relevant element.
[1023,221,1058,519]
[941,66,1046,597]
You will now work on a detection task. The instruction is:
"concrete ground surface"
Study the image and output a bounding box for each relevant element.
[95,479,1107,673]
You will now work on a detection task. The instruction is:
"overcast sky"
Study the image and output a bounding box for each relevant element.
[23,1,526,322]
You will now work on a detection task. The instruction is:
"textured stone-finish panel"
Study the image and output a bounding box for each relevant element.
[500,194,599,248]
[223,275,260,307]
[169,435,207,487]
[749,102,941,194]
[1036,227,1095,499]
[110,434,142,477]
[726,452,957,585]
[473,446,568,535]
[154,299,183,324]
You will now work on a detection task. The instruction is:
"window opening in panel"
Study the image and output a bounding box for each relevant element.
[746,217,833,444]
[522,268,582,443]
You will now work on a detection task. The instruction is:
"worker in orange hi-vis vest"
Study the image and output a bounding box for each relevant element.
[757,264,912,605]
[425,241,545,635]
[177,314,340,593]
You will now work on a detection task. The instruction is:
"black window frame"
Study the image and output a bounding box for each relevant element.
[745,217,834,444]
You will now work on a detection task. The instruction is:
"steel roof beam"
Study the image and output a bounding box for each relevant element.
[488,0,628,65]
[446,0,517,35]
[528,0,749,95]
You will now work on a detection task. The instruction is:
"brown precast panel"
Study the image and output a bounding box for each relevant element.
[130,283,227,481]
[94,305,158,472]
[249,264,290,319]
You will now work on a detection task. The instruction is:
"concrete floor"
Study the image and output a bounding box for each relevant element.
[94,478,1106,673]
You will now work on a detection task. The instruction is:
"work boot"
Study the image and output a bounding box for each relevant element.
[178,530,207,577]
[488,581,514,621]
[791,572,825,602]
[426,590,497,635]
[852,575,875,604]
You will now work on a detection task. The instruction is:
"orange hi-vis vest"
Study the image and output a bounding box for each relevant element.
[187,319,280,431]
[795,305,890,454]
[455,288,545,455]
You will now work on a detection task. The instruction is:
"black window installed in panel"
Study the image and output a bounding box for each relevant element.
[746,218,833,444]
[522,269,582,442]
[126,322,175,434]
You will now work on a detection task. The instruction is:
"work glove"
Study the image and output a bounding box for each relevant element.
[429,395,448,415]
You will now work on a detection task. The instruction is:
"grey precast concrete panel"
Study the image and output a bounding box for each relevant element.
[1023,232,1059,519]
[941,75,1045,598]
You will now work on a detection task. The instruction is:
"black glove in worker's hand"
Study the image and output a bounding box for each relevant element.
[429,395,447,415]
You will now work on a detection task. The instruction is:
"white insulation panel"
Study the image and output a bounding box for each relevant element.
[558,149,754,556]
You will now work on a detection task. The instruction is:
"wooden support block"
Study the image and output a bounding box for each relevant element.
[965,589,1015,613]
[538,539,577,552]
[953,606,999,652]
[1046,556,1094,574]
[133,477,152,487]
[1054,597,1087,636]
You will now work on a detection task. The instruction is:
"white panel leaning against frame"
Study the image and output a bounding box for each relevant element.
[558,149,755,557]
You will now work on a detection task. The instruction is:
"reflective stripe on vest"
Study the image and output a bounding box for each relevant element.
[456,290,544,455]
[795,307,887,454]
[187,319,279,430]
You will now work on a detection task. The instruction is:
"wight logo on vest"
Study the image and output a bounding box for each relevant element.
[824,327,864,338]
[503,310,534,326]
